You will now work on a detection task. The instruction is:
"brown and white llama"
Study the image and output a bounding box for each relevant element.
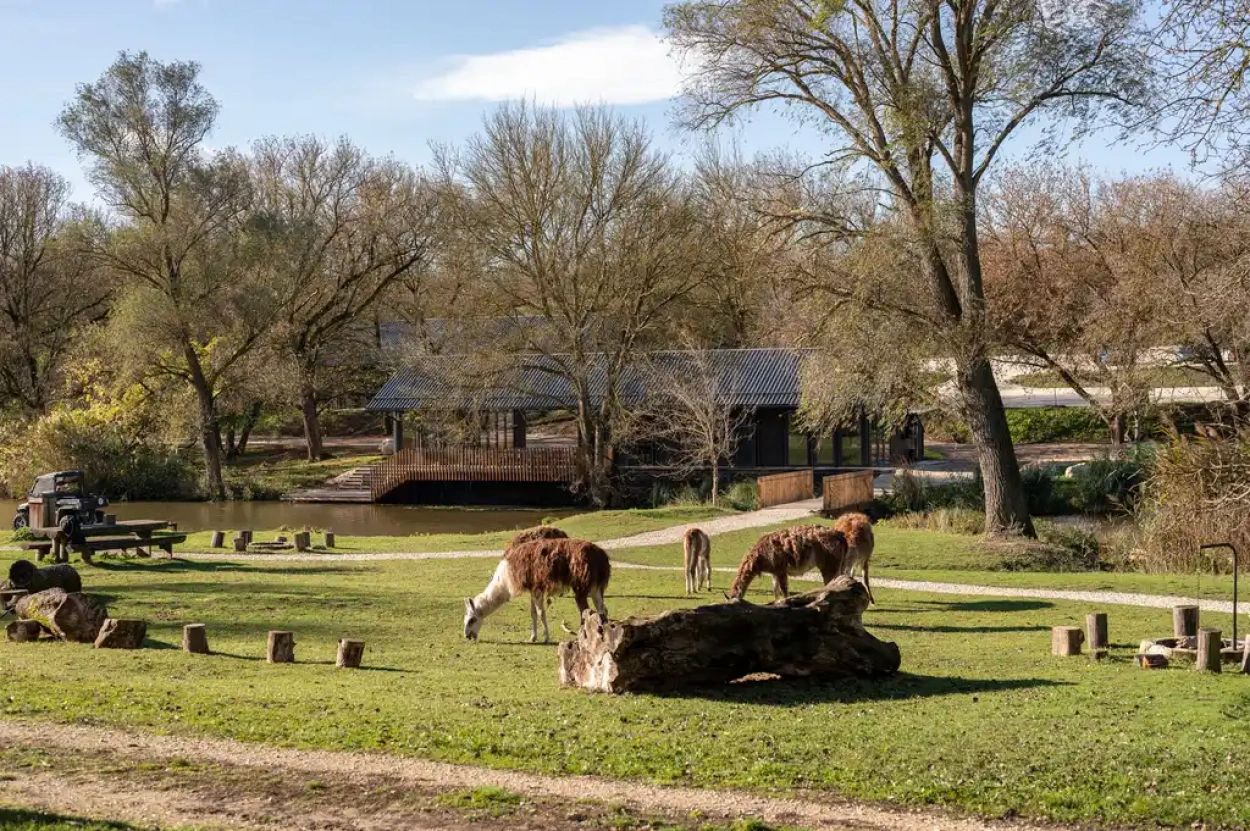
[463,538,610,643]
[683,527,712,594]
[725,525,850,601]
[831,512,875,603]
[508,525,568,548]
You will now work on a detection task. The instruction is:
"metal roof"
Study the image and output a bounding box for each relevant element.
[366,348,810,412]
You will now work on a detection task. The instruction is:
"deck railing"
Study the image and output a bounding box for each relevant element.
[369,446,578,501]
[756,469,815,508]
[822,470,876,514]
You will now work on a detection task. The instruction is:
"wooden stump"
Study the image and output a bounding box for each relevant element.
[7,561,81,594]
[182,623,210,655]
[1173,605,1200,638]
[294,531,311,552]
[240,530,253,544]
[267,630,296,663]
[104,513,117,526]
[324,532,335,549]
[558,577,898,694]
[210,531,225,549]
[1051,626,1084,656]
[1196,627,1222,673]
[1086,612,1109,657]
[94,619,147,649]
[6,620,44,642]
[233,535,248,552]
[336,638,365,668]
[15,589,107,643]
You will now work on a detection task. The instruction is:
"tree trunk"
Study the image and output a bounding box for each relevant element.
[710,461,719,507]
[192,379,227,501]
[558,576,899,693]
[300,382,325,462]
[14,589,107,643]
[956,357,1035,537]
[236,401,262,457]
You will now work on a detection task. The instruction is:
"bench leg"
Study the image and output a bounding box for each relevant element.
[81,549,93,566]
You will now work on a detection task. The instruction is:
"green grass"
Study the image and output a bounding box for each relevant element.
[2,544,1250,828]
[0,808,184,830]
[171,505,735,553]
[1011,366,1228,389]
[221,449,382,499]
[435,786,524,817]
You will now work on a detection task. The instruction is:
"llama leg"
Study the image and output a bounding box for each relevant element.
[538,595,551,643]
[592,591,608,620]
[704,558,712,591]
[862,561,875,604]
[528,594,540,643]
[775,572,790,599]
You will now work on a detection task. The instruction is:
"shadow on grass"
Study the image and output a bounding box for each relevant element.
[654,672,1069,705]
[873,622,1049,634]
[911,599,1056,613]
[88,559,365,577]
[0,807,144,830]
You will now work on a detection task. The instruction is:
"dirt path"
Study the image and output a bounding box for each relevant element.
[0,720,1064,831]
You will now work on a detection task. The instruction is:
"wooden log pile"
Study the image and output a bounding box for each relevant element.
[558,576,899,694]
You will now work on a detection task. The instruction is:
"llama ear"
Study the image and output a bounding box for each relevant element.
[464,597,475,613]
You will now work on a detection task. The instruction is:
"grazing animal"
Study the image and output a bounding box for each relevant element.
[831,512,875,603]
[463,538,610,643]
[508,525,568,549]
[726,525,850,601]
[683,527,712,594]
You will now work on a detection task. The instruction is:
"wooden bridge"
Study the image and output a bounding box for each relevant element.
[369,446,578,502]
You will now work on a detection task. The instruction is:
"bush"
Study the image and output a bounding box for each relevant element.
[722,479,758,512]
[987,521,1104,572]
[1064,450,1149,515]
[882,507,986,535]
[878,468,983,516]
[1005,407,1108,443]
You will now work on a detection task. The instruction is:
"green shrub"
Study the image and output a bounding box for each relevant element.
[988,521,1104,571]
[1005,407,1108,443]
[722,479,758,511]
[880,468,983,515]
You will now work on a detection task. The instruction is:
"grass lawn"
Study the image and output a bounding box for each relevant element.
[2,542,1249,829]
[167,505,736,554]
[0,808,181,831]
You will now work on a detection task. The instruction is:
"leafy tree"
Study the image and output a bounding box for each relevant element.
[666,0,1147,535]
[58,52,277,499]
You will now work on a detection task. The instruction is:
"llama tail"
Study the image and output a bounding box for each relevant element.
[561,620,576,635]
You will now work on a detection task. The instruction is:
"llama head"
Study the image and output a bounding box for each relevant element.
[463,597,482,641]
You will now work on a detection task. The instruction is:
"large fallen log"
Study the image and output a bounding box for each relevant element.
[14,589,108,643]
[558,576,899,693]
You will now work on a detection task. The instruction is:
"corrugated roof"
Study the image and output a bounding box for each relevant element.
[366,348,809,412]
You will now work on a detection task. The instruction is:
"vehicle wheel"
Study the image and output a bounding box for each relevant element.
[58,515,81,543]
[12,512,27,531]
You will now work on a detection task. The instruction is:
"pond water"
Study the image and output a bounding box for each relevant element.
[0,500,571,538]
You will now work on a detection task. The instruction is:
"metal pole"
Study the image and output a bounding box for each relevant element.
[1200,543,1239,648]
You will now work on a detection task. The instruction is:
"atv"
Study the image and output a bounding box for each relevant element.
[12,471,108,540]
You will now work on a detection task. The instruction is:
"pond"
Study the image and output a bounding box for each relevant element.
[0,499,572,538]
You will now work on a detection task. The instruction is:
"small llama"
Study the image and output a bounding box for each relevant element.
[683,527,712,594]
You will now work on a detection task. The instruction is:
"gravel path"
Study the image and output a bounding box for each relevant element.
[0,720,1062,831]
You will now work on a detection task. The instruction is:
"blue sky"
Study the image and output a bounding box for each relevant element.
[1,0,1191,201]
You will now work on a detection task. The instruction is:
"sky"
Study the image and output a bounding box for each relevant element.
[0,0,1193,202]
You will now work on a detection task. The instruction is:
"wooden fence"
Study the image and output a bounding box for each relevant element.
[822,470,876,514]
[370,446,578,501]
[756,470,815,508]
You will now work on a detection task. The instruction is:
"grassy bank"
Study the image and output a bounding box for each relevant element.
[221,448,381,499]
[1,548,1247,828]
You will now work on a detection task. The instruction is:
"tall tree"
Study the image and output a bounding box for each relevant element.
[58,52,275,499]
[0,164,109,414]
[442,103,707,504]
[251,135,435,460]
[667,0,1146,535]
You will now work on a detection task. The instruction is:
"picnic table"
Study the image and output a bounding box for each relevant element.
[23,520,187,564]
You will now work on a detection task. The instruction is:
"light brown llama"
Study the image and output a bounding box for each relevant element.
[831,512,875,603]
[463,538,610,643]
[726,525,850,601]
[683,527,712,594]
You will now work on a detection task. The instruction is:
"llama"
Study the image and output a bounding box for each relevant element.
[508,525,568,549]
[831,512,875,603]
[726,525,850,601]
[683,527,712,594]
[463,538,610,643]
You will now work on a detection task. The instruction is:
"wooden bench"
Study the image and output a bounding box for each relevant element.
[19,541,53,561]
[75,534,188,564]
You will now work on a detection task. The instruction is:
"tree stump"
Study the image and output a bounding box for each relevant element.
[558,576,898,694]
[1196,627,1222,673]
[104,513,117,526]
[336,638,365,668]
[210,531,225,549]
[233,535,248,552]
[1173,605,1200,638]
[8,561,81,594]
[14,589,107,643]
[6,620,44,642]
[1086,612,1109,657]
[267,630,296,663]
[324,532,335,549]
[183,623,210,655]
[241,530,253,544]
[94,619,147,649]
[1051,626,1084,656]
[294,532,311,552]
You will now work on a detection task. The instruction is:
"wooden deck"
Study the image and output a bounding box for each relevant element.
[370,446,578,501]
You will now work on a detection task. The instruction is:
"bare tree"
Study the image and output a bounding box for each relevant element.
[58,52,276,499]
[667,0,1148,535]
[635,346,750,505]
[441,103,707,505]
[0,164,109,414]
[251,135,436,460]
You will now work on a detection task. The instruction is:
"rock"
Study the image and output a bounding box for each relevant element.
[1064,463,1090,479]
[94,619,147,649]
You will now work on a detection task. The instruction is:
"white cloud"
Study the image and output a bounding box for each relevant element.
[413,25,684,107]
